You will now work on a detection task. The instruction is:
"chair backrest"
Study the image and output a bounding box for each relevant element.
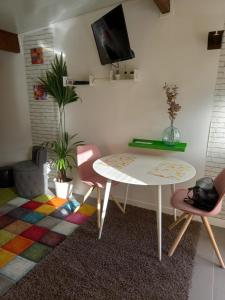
[210,168,225,215]
[214,168,225,197]
[77,144,101,180]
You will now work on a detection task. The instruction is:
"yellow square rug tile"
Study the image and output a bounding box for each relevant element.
[35,204,56,215]
[0,230,16,247]
[0,248,16,268]
[78,204,96,216]
[33,195,54,203]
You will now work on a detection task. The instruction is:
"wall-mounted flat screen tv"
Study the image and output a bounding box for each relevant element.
[91,4,135,65]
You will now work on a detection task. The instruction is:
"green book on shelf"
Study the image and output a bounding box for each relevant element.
[128,138,187,152]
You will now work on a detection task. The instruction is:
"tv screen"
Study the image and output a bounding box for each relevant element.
[91,4,135,65]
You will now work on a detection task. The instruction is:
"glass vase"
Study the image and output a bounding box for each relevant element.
[162,120,181,146]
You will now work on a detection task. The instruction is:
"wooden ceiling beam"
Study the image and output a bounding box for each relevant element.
[0,29,20,53]
[153,0,170,14]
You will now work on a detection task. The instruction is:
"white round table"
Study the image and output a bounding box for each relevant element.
[93,153,196,261]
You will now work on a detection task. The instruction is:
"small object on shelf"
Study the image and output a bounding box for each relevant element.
[115,72,121,80]
[129,70,134,79]
[134,69,140,81]
[208,31,224,50]
[123,65,128,79]
[129,138,187,152]
[74,81,89,85]
[63,77,89,86]
[162,122,181,146]
[109,70,114,80]
[89,75,95,86]
[162,83,181,145]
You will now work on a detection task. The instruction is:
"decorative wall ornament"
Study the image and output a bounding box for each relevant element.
[33,84,48,100]
[207,31,224,50]
[31,47,44,64]
[162,83,181,146]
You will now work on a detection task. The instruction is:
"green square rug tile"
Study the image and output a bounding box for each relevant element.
[0,188,18,207]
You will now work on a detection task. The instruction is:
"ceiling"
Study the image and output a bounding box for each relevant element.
[0,0,127,34]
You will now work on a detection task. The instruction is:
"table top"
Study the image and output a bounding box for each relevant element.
[93,153,196,186]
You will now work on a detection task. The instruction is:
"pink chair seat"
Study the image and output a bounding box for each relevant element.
[171,188,223,217]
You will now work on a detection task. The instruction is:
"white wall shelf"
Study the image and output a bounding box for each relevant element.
[63,69,141,87]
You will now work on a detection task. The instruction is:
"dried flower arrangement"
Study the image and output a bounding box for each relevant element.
[163,83,181,121]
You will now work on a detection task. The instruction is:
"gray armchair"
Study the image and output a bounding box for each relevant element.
[13,146,48,199]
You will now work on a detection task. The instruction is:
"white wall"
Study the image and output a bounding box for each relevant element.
[21,28,58,181]
[0,48,32,166]
[51,0,224,212]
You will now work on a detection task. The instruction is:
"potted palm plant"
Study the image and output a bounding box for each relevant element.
[40,54,83,199]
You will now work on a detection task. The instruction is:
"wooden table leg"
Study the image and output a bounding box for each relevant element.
[157,185,162,261]
[98,179,112,239]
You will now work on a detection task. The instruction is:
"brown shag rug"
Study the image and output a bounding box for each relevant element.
[3,203,200,300]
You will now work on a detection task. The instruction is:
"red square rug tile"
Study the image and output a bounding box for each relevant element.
[0,215,16,229]
[3,235,34,254]
[21,225,49,241]
[40,231,65,247]
[21,200,42,210]
[65,212,89,225]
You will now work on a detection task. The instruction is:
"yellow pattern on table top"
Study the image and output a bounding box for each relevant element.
[99,154,136,170]
[149,162,191,180]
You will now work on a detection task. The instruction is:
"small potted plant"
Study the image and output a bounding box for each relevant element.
[162,83,182,145]
[40,54,83,199]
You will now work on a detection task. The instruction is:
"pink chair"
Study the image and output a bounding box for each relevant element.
[77,144,125,228]
[168,169,225,268]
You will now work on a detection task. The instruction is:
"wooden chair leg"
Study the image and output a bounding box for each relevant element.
[73,186,94,213]
[201,216,225,269]
[168,214,193,257]
[83,186,95,204]
[168,212,188,231]
[110,194,125,213]
[97,187,101,229]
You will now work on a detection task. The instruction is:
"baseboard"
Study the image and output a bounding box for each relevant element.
[48,181,225,229]
[125,197,225,229]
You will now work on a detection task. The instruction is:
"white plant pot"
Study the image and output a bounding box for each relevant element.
[54,178,73,199]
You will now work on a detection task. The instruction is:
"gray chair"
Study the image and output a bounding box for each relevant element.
[13,146,48,199]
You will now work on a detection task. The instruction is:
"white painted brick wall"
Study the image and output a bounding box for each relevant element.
[205,30,225,219]
[22,28,58,181]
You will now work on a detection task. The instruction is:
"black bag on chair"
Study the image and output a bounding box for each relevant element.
[184,177,219,211]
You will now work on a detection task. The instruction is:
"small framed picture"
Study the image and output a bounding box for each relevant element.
[31,47,44,64]
[33,85,47,100]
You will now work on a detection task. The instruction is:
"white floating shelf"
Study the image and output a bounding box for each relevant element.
[89,69,140,86]
[63,69,141,87]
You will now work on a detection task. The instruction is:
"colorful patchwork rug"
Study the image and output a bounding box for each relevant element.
[0,190,96,296]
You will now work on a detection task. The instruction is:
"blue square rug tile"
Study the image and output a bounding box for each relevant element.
[21,212,45,224]
[51,199,80,220]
